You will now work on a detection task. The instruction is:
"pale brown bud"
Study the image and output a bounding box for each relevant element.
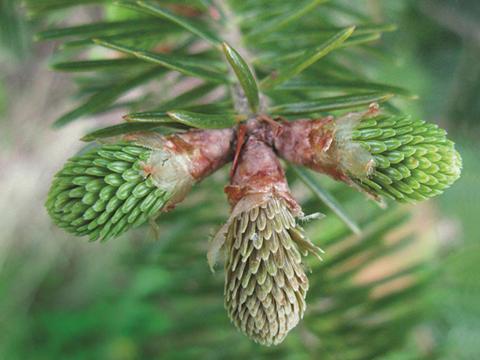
[224,195,320,346]
[211,135,322,346]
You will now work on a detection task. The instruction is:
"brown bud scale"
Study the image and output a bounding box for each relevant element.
[121,128,235,181]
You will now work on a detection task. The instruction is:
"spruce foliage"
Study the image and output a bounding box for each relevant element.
[27,0,462,357]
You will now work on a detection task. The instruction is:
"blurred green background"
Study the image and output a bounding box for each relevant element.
[0,0,479,359]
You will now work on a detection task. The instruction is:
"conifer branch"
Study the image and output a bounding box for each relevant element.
[30,0,463,352]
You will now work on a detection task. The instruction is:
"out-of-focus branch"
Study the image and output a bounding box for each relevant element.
[420,0,480,46]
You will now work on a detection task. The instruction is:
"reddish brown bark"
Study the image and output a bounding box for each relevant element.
[168,128,235,180]
[123,115,355,206]
[122,128,235,182]
[273,118,351,183]
[225,134,301,214]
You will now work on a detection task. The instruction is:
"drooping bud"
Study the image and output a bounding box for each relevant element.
[46,129,234,241]
[213,136,322,346]
[224,195,320,346]
[274,109,462,203]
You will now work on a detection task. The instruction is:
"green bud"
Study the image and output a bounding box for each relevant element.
[46,143,194,241]
[348,115,462,202]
